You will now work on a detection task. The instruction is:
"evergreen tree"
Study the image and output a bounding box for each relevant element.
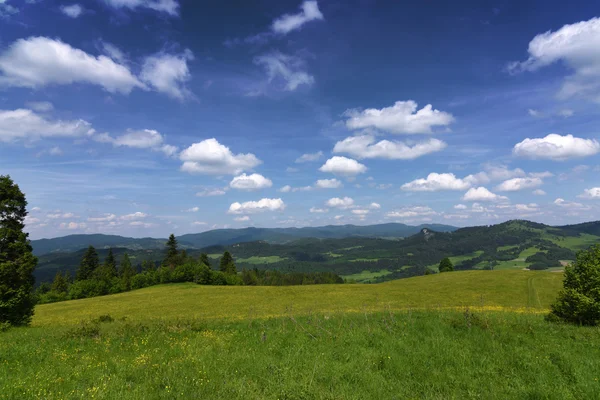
[51,271,69,293]
[120,253,135,290]
[219,251,236,275]
[104,248,117,277]
[0,175,37,326]
[199,253,211,268]
[77,246,99,281]
[141,260,155,271]
[164,234,179,268]
[439,257,454,273]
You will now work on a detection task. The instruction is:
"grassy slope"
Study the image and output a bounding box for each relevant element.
[32,270,563,327]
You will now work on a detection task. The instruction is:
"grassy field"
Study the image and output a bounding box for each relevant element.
[237,256,286,264]
[4,270,600,399]
[548,233,600,250]
[341,269,392,282]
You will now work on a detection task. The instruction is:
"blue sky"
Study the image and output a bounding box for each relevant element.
[2,0,600,239]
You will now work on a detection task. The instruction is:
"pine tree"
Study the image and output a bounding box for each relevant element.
[104,248,117,277]
[164,234,179,268]
[199,253,211,268]
[51,271,68,293]
[439,257,454,273]
[76,245,99,281]
[219,251,236,275]
[0,175,37,326]
[141,260,155,271]
[120,253,135,290]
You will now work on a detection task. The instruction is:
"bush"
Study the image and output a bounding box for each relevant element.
[68,279,108,300]
[548,245,600,326]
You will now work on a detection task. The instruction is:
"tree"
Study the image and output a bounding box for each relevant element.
[51,271,69,293]
[439,257,454,273]
[0,175,37,326]
[548,245,600,326]
[77,246,99,281]
[219,251,236,275]
[96,248,117,282]
[199,253,211,268]
[164,234,179,268]
[120,253,135,291]
[141,260,155,271]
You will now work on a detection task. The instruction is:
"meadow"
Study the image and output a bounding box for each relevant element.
[2,270,600,399]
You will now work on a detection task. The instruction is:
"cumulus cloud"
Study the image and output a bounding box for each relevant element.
[401,173,471,192]
[454,204,468,210]
[87,213,117,222]
[229,173,273,191]
[0,37,144,94]
[533,189,547,196]
[370,202,381,209]
[462,187,508,202]
[315,178,342,189]
[228,198,285,214]
[295,151,323,163]
[254,52,314,91]
[98,129,177,156]
[59,222,87,230]
[319,156,367,176]
[102,0,179,16]
[196,188,227,197]
[387,206,437,219]
[325,197,354,209]
[554,198,590,210]
[508,17,600,100]
[25,101,53,112]
[120,212,147,220]
[61,4,83,18]
[272,1,324,35]
[140,50,194,100]
[234,216,250,222]
[344,100,454,135]
[513,134,600,160]
[496,177,543,192]
[279,185,292,193]
[578,187,600,199]
[310,207,328,213]
[0,108,93,142]
[180,138,262,175]
[333,135,446,160]
[351,209,370,215]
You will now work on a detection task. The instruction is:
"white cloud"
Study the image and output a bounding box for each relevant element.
[61,4,83,18]
[454,204,468,210]
[180,138,262,175]
[272,0,324,35]
[579,187,600,199]
[558,109,574,118]
[508,17,600,101]
[310,207,328,213]
[0,37,144,94]
[0,109,93,142]
[513,134,600,160]
[99,129,177,156]
[48,146,63,156]
[319,156,367,176]
[326,197,354,209]
[462,187,508,202]
[196,188,227,197]
[315,178,342,189]
[100,41,126,63]
[59,222,86,230]
[279,185,292,193]
[387,206,437,219]
[234,216,250,222]
[344,100,454,134]
[351,209,369,215]
[533,189,547,196]
[185,207,199,212]
[554,198,590,210]
[31,207,42,212]
[369,202,381,209]
[47,212,77,219]
[401,173,471,192]
[528,109,542,117]
[88,213,117,222]
[295,151,323,163]
[140,50,194,100]
[102,0,179,16]
[333,135,446,160]
[25,101,53,112]
[496,177,543,192]
[120,212,147,220]
[0,0,17,17]
[229,173,273,191]
[254,52,314,91]
[228,198,285,214]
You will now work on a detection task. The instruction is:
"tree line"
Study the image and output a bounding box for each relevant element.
[36,234,343,304]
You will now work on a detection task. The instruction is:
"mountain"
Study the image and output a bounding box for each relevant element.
[30,223,458,256]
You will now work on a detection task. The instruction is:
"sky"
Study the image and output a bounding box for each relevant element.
[2,0,600,239]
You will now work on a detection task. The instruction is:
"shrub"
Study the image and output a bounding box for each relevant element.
[548,245,600,326]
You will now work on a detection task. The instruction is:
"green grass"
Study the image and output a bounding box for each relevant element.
[4,270,595,400]
[497,244,519,252]
[207,254,222,259]
[324,252,342,258]
[236,256,286,264]
[348,258,381,262]
[548,233,600,251]
[341,269,392,282]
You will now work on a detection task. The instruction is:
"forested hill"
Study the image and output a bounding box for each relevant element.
[30,223,458,256]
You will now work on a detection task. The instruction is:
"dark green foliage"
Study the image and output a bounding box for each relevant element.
[219,251,236,275]
[0,175,37,326]
[76,246,99,281]
[141,260,155,271]
[120,254,135,290]
[439,257,454,273]
[199,253,211,268]
[164,234,179,268]
[549,245,600,326]
[51,271,69,293]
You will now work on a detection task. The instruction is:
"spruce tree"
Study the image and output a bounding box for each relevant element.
[51,271,68,293]
[164,234,179,268]
[199,253,211,268]
[219,251,236,275]
[76,245,99,281]
[104,248,117,277]
[0,175,37,326]
[120,253,135,290]
[439,257,454,273]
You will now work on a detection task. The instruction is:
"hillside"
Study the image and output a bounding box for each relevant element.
[30,222,458,256]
